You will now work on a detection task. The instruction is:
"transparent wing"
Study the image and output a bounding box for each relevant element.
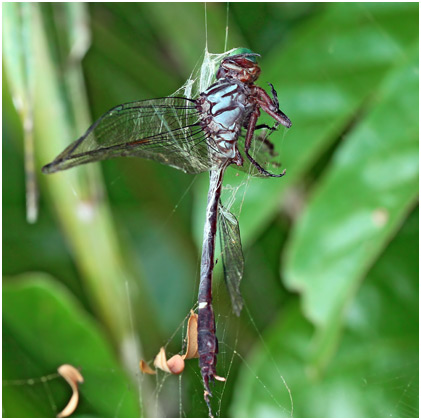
[218,204,244,316]
[42,97,213,174]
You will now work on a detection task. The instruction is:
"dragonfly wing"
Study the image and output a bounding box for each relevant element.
[218,204,244,316]
[42,97,212,174]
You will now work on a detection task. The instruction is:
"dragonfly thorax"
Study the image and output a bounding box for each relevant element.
[197,79,254,162]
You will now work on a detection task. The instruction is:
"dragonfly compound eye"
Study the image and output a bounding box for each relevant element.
[229,47,259,62]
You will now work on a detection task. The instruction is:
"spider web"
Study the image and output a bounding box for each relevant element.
[2,7,294,419]
[6,4,417,419]
[134,5,419,419]
[131,7,293,417]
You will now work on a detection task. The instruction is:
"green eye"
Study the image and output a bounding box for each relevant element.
[230,47,258,63]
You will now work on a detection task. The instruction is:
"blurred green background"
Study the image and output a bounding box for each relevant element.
[2,2,419,418]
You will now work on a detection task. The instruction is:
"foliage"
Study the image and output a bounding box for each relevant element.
[3,3,418,417]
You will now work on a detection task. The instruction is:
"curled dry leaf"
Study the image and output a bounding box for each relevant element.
[153,347,186,375]
[183,311,199,360]
[153,347,172,374]
[139,360,156,375]
[141,348,186,376]
[57,364,84,418]
[139,311,199,376]
[153,347,184,375]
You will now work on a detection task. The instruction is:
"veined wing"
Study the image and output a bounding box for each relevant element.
[218,204,244,316]
[42,97,213,174]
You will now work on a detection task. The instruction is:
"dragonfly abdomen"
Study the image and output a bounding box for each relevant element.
[197,79,254,162]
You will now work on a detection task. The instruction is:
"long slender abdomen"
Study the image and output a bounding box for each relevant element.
[197,166,228,415]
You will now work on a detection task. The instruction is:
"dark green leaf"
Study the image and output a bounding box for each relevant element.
[231,209,418,417]
[284,48,418,371]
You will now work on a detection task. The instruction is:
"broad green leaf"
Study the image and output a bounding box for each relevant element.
[231,209,418,417]
[3,273,140,417]
[283,48,418,371]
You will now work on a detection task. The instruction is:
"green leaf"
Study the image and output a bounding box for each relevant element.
[231,209,418,417]
[283,48,418,371]
[3,273,140,417]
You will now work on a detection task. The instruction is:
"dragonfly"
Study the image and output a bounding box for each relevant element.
[42,47,292,416]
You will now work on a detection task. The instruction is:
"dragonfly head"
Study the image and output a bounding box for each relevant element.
[217,48,261,83]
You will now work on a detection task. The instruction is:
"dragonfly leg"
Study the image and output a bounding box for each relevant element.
[255,123,278,131]
[232,148,244,166]
[268,82,280,109]
[254,123,280,156]
[255,85,292,128]
[244,109,286,178]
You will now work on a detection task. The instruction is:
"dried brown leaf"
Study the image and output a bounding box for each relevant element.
[153,347,172,373]
[183,311,199,360]
[139,360,156,375]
